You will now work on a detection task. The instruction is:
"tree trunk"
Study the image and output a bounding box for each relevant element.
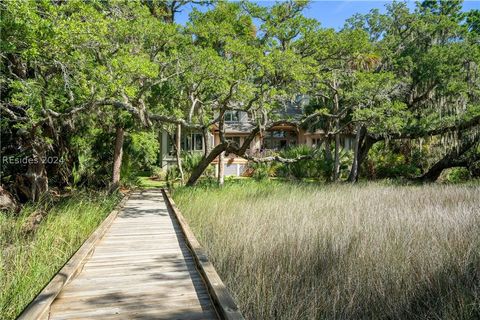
[332,78,341,181]
[348,124,366,183]
[217,109,226,186]
[187,112,261,187]
[175,124,185,184]
[187,143,227,186]
[348,133,376,182]
[324,137,333,181]
[15,134,49,202]
[10,127,50,203]
[29,141,48,202]
[202,128,211,157]
[417,138,477,182]
[334,131,340,181]
[218,151,225,186]
[111,126,124,191]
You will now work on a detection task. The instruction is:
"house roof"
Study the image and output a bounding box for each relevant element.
[222,122,256,134]
[271,103,304,121]
[215,97,307,134]
[303,129,326,135]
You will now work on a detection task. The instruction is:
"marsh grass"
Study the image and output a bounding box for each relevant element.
[174,181,480,319]
[0,191,120,320]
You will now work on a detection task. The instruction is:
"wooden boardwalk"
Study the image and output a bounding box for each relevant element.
[47,189,217,320]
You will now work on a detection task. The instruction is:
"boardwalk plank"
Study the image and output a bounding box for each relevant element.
[48,189,217,320]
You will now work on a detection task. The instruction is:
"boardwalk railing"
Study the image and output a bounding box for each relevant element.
[162,189,245,320]
[16,189,244,320]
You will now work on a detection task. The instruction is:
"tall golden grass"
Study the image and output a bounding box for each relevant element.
[174,181,480,319]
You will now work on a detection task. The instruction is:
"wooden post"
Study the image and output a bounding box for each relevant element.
[111,126,124,190]
[162,189,244,320]
[218,151,225,186]
[332,77,340,181]
[176,124,185,184]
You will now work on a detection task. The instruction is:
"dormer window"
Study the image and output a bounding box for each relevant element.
[225,111,240,123]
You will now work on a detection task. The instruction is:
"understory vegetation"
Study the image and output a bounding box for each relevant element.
[174,181,480,319]
[246,143,478,184]
[0,192,120,320]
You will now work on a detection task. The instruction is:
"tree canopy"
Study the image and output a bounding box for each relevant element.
[1,0,479,201]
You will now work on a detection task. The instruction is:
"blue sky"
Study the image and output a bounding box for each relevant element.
[175,0,480,30]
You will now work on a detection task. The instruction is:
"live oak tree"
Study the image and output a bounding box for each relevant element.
[1,1,192,197]
[182,2,263,186]
[0,1,114,199]
[184,1,320,186]
[297,26,384,181]
[344,0,480,181]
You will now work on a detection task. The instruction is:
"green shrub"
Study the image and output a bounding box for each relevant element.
[249,162,274,181]
[124,130,159,172]
[275,145,350,180]
[336,148,353,180]
[278,145,318,179]
[70,130,114,188]
[166,165,180,182]
[182,152,204,179]
[151,166,167,180]
[444,167,471,183]
[165,153,215,187]
[366,143,421,179]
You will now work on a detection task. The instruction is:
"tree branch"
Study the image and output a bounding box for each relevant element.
[241,153,314,163]
[368,115,480,140]
[0,103,28,121]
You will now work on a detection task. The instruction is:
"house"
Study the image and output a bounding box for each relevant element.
[159,102,354,176]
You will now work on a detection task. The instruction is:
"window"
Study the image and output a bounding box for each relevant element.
[227,136,241,146]
[180,133,203,151]
[193,133,203,151]
[263,131,297,150]
[225,111,239,123]
[271,131,286,138]
[181,135,191,151]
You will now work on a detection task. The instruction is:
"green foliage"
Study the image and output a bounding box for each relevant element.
[444,167,472,183]
[181,152,204,178]
[166,165,180,183]
[0,191,120,320]
[123,130,159,171]
[151,166,167,180]
[278,145,317,179]
[1,0,479,195]
[73,130,115,188]
[273,145,351,180]
[248,162,276,181]
[366,143,422,179]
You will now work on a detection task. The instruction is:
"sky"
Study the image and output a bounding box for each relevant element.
[175,0,480,30]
